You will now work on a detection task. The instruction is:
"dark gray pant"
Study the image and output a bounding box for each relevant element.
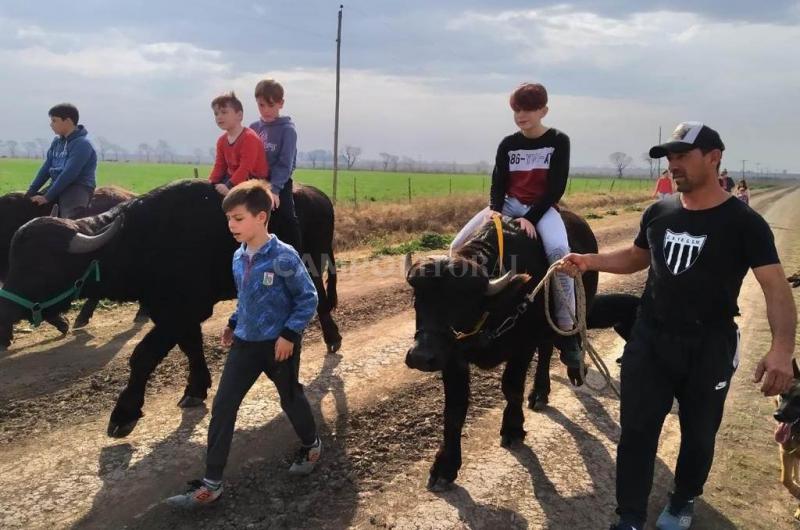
[616,318,739,525]
[205,337,317,480]
[49,183,93,219]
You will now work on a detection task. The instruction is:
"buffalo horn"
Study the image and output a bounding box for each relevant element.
[68,217,122,254]
[485,270,513,296]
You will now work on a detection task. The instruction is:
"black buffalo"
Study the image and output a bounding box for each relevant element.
[0,186,146,333]
[0,180,339,437]
[405,213,636,490]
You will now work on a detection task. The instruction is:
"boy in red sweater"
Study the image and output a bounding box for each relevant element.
[208,92,269,196]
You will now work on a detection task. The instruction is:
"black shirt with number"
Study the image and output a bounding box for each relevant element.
[634,195,779,327]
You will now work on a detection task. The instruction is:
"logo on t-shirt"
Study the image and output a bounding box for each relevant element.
[508,148,554,171]
[663,229,706,275]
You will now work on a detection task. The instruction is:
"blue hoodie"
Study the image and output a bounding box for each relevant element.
[228,234,318,343]
[249,116,297,194]
[28,125,97,202]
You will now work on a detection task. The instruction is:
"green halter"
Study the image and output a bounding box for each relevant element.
[0,260,100,327]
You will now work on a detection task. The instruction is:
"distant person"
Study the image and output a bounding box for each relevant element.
[719,168,734,193]
[208,92,269,197]
[653,169,674,199]
[449,82,584,380]
[166,180,321,509]
[249,79,302,251]
[736,179,750,205]
[25,103,97,219]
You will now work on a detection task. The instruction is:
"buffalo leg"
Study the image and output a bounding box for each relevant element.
[133,304,150,324]
[309,253,342,353]
[73,298,100,329]
[501,348,534,446]
[176,323,211,408]
[44,313,70,335]
[529,341,554,411]
[428,360,470,491]
[108,325,177,438]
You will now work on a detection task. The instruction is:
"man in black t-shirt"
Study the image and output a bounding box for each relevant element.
[561,122,797,530]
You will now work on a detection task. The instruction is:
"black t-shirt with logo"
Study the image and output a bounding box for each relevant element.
[634,195,779,327]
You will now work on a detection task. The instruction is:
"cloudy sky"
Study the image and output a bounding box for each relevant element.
[1,0,799,171]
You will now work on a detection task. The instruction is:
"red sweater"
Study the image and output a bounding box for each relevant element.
[209,128,269,186]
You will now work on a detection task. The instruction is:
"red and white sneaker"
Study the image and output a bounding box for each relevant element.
[165,479,222,508]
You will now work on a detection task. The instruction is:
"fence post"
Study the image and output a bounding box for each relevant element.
[353,176,358,209]
[193,167,199,179]
[449,176,452,195]
[568,177,573,195]
[408,176,412,203]
[609,179,616,192]
[482,177,486,194]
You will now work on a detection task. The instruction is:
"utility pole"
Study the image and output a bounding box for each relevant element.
[332,4,343,203]
[656,126,662,176]
[741,159,746,179]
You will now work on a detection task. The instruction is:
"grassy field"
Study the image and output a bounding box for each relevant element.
[0,158,653,201]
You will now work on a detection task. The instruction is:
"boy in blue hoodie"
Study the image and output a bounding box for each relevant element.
[166,180,320,509]
[26,103,97,219]
[250,79,302,251]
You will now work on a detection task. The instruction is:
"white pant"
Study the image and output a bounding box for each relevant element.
[450,197,576,328]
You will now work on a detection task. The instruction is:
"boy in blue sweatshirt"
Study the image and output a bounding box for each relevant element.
[26,103,97,219]
[166,180,320,508]
[250,79,302,251]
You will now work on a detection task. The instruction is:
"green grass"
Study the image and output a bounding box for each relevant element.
[0,158,653,201]
[373,232,453,257]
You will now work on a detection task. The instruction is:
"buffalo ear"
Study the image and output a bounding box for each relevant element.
[793,358,800,380]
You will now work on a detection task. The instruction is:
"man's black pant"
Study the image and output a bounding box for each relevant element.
[616,317,739,525]
[205,336,316,481]
[269,179,302,252]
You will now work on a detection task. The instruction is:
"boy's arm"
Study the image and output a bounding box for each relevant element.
[279,254,318,342]
[489,141,507,212]
[27,146,54,196]
[269,127,297,195]
[524,134,570,225]
[209,137,227,184]
[228,135,263,186]
[44,140,94,202]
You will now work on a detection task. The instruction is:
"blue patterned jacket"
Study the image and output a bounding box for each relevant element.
[228,235,317,342]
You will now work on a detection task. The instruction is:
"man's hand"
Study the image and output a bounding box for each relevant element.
[220,326,234,348]
[753,349,794,396]
[558,253,592,277]
[215,183,230,196]
[275,337,295,362]
[270,190,280,210]
[516,217,537,239]
[485,209,502,220]
[30,195,49,206]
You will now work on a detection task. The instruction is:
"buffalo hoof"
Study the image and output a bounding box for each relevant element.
[567,365,589,387]
[49,317,70,335]
[527,393,549,411]
[73,316,90,330]
[326,340,342,355]
[427,475,455,492]
[177,395,205,408]
[107,418,139,438]
[500,435,522,449]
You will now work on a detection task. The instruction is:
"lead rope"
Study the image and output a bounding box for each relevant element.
[525,262,621,398]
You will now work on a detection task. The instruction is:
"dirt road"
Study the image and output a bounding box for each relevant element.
[0,187,797,529]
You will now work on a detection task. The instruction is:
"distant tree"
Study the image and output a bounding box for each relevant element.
[609,151,633,178]
[193,148,205,164]
[23,141,38,158]
[208,147,216,162]
[401,156,416,172]
[343,145,362,170]
[155,139,174,163]
[0,140,5,156]
[6,140,18,158]
[642,152,655,179]
[307,149,327,169]
[95,137,112,161]
[379,152,393,171]
[35,138,49,158]
[390,154,399,171]
[138,142,153,162]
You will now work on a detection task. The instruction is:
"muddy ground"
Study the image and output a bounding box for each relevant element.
[0,186,798,529]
